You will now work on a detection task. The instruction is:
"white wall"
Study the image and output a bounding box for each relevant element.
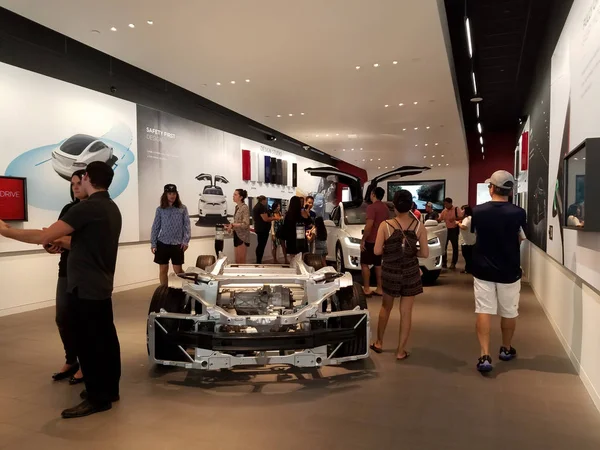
[523,241,600,412]
[0,232,274,317]
[374,165,469,208]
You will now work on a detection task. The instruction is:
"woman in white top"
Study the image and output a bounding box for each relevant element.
[458,205,476,274]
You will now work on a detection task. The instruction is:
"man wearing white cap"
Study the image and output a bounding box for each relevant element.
[471,170,527,373]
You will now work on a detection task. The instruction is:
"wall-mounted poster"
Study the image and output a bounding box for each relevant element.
[0,62,139,253]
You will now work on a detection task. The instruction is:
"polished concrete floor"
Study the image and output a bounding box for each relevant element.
[1,269,600,450]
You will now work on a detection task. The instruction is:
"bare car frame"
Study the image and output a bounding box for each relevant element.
[147,254,369,370]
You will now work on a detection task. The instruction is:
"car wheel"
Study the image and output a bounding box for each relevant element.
[303,253,326,271]
[421,269,441,286]
[335,282,368,357]
[196,255,216,270]
[335,244,345,273]
[147,285,192,362]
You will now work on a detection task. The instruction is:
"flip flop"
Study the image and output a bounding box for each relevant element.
[396,351,411,361]
[363,290,374,297]
[370,344,383,354]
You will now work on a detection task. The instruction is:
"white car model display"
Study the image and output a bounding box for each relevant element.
[147,255,369,370]
[305,166,448,285]
[196,173,229,221]
[51,134,116,179]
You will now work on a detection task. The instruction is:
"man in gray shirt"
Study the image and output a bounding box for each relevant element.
[0,161,122,418]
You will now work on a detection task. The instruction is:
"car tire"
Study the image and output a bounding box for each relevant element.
[335,244,345,273]
[335,282,368,357]
[421,269,441,286]
[196,255,216,270]
[303,253,326,271]
[147,285,192,362]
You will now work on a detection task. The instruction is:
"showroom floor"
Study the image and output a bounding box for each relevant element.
[1,270,600,450]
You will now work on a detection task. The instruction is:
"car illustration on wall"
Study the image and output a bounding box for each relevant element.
[196,173,229,224]
[51,134,117,179]
[305,166,448,285]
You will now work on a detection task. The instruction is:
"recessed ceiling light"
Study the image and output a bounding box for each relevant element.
[231,81,236,84]
[385,104,389,108]
[425,144,428,146]
[216,82,221,86]
[393,61,398,65]
[326,134,329,137]
[438,164,441,167]
[362,159,366,162]
[414,101,418,105]
[277,114,281,117]
[356,66,361,70]
[289,113,293,116]
[424,156,427,158]
[147,20,154,25]
[246,79,251,83]
[426,126,430,129]
[351,148,354,151]
[441,154,445,157]
[110,27,117,31]
[378,158,381,161]
[360,148,363,150]
[414,127,418,130]
[378,166,381,169]
[415,144,418,147]
[446,163,449,166]
[403,128,407,131]
[370,159,373,161]
[432,155,436,158]
[374,63,379,67]
[392,166,395,168]
[128,23,135,28]
[385,166,388,169]
[399,103,404,106]
[435,143,439,146]
[430,164,434,167]
[336,133,339,136]
[301,112,305,115]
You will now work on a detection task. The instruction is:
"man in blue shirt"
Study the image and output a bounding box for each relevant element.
[471,170,527,373]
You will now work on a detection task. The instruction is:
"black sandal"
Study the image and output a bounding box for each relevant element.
[370,344,383,354]
[52,363,79,381]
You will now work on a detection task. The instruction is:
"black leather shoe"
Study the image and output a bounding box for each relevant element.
[80,390,120,402]
[52,363,79,381]
[61,400,111,419]
[68,376,85,385]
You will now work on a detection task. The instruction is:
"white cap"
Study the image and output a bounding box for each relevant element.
[486,170,515,190]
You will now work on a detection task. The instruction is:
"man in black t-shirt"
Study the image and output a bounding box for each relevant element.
[470,170,527,373]
[252,195,276,264]
[0,161,122,418]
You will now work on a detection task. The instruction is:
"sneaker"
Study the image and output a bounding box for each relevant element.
[499,346,517,361]
[477,355,493,373]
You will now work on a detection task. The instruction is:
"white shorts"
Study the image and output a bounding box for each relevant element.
[473,277,521,318]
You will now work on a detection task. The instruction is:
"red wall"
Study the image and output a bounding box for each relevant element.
[468,131,516,206]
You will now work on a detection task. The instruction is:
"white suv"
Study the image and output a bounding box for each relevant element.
[305,166,447,284]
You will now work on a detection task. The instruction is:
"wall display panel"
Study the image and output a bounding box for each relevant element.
[542,0,600,291]
[0,62,139,253]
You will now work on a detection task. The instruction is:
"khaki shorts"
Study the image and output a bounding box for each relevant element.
[474,277,521,318]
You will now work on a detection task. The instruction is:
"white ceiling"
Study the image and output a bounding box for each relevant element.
[0,0,468,175]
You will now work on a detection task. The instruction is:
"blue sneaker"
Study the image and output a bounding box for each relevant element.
[477,355,493,373]
[499,346,517,361]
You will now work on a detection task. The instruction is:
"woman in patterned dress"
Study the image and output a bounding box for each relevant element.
[224,189,250,263]
[370,189,429,360]
[270,201,287,264]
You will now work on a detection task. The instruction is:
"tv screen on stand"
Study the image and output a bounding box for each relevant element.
[387,179,446,211]
[0,176,28,221]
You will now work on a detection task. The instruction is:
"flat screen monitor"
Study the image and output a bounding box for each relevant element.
[0,176,28,221]
[387,179,446,210]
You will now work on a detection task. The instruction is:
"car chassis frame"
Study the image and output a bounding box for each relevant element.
[147,255,370,371]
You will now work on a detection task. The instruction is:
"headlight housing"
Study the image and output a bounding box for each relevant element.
[428,237,440,246]
[346,237,361,245]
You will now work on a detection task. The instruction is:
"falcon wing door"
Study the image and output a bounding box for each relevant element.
[364,166,430,203]
[214,175,229,186]
[195,173,213,185]
[304,167,363,207]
